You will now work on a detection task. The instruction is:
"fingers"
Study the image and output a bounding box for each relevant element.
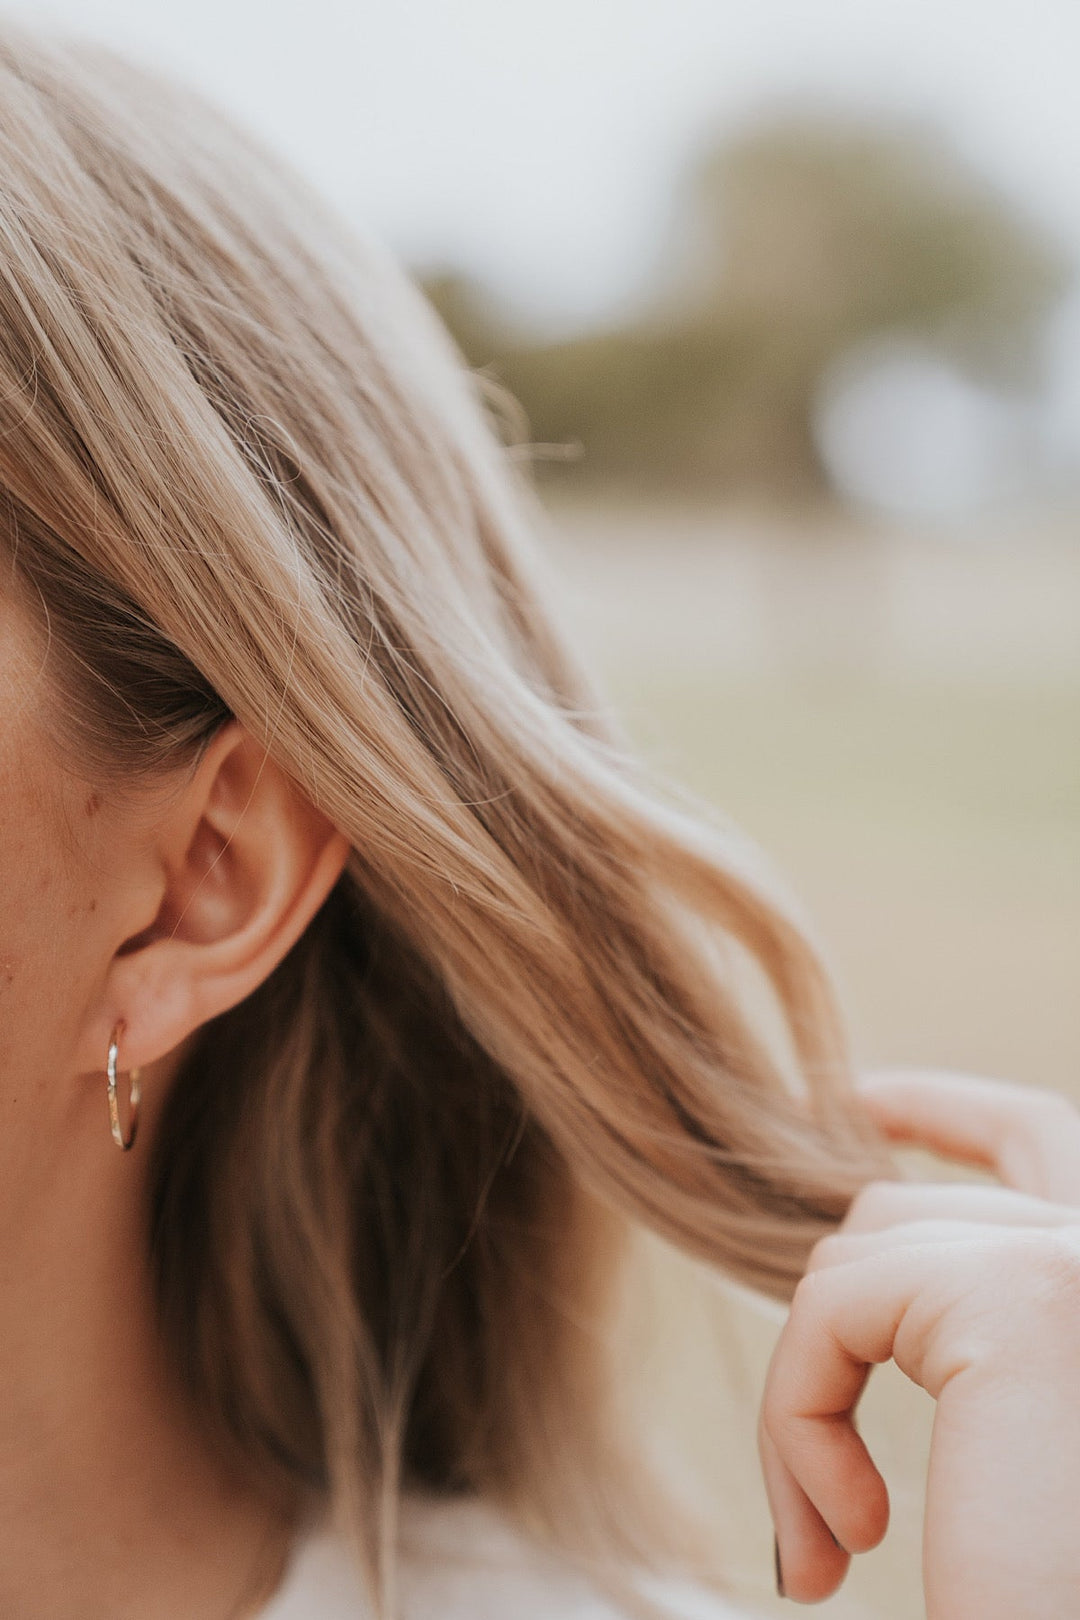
[761,1237,1000,1602]
[808,1217,1040,1275]
[764,1070,1080,1604]
[842,1178,1080,1237]
[857,1069,1080,1203]
[761,1255,904,1600]
[758,1419,850,1602]
[763,1067,1080,1600]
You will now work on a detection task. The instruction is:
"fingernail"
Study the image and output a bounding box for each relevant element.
[774,1533,785,1597]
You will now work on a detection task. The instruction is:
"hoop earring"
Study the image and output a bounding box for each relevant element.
[106,1024,141,1152]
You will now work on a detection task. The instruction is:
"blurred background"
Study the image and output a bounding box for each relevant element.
[16,1,1080,1614]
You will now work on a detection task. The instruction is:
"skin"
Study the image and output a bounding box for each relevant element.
[5,582,1080,1619]
[0,590,349,1620]
[761,1070,1080,1617]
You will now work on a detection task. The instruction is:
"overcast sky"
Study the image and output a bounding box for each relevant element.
[8,0,1080,330]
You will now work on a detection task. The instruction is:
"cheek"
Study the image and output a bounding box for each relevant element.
[0,764,105,1141]
[0,618,116,1164]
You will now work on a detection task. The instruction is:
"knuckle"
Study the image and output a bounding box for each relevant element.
[845,1178,900,1230]
[760,1365,800,1440]
[790,1267,824,1318]
[807,1231,848,1271]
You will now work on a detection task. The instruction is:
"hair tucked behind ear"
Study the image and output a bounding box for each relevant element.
[0,27,888,1614]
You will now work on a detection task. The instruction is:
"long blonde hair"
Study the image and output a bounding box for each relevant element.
[0,26,885,1612]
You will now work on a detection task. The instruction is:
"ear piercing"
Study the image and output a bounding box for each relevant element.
[106,1023,141,1151]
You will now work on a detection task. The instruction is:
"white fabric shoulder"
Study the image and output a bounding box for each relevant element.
[259,1495,755,1620]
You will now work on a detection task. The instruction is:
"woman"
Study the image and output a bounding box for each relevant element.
[0,24,1077,1620]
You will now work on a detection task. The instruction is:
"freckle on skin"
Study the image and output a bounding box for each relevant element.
[84,792,101,817]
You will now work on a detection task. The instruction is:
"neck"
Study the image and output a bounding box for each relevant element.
[0,1066,293,1620]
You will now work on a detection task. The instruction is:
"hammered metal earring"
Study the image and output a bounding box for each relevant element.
[106,1023,141,1152]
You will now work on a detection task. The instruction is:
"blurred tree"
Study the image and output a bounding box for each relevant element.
[423,116,1071,500]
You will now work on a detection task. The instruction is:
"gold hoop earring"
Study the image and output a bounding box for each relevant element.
[106,1024,141,1152]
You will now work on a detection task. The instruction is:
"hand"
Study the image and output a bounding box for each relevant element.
[758,1070,1080,1618]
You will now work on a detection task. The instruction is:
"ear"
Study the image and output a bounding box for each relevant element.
[83,722,351,1074]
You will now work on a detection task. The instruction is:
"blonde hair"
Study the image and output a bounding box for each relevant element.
[0,26,886,1613]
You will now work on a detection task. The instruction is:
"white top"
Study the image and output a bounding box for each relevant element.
[259,1496,753,1619]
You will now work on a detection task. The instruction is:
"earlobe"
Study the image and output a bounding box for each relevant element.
[91,723,351,1075]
